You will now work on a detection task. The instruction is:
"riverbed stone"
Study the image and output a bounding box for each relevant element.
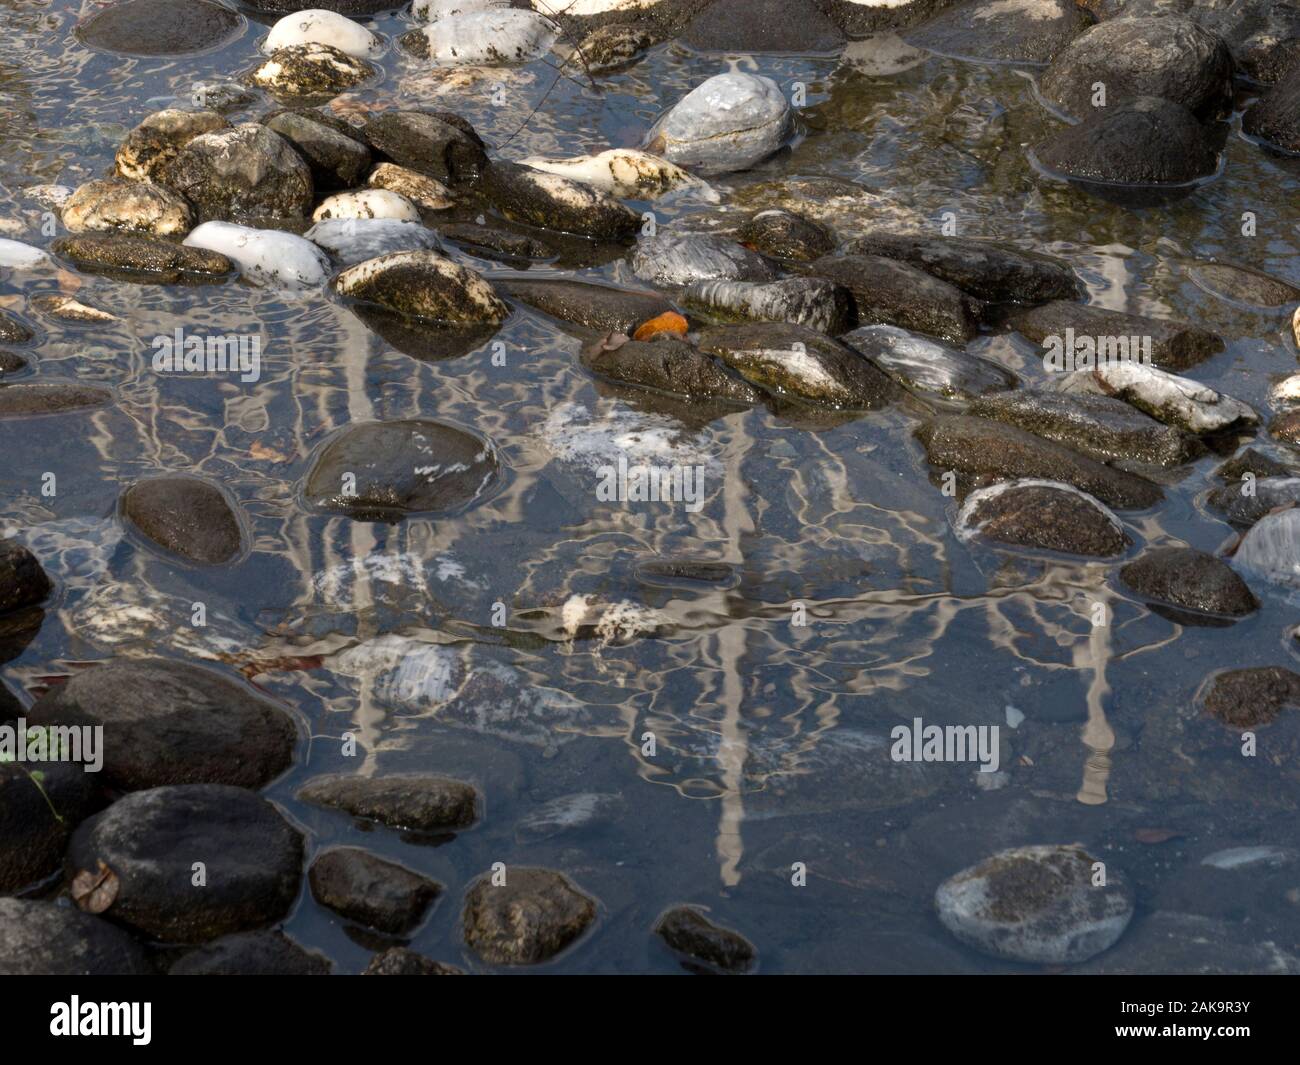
[162,123,314,222]
[582,334,763,404]
[842,324,1017,401]
[332,249,507,323]
[1206,476,1300,526]
[309,848,441,933]
[808,253,980,342]
[1233,507,1300,590]
[737,209,835,262]
[367,162,455,211]
[363,947,463,974]
[503,278,674,334]
[363,111,489,188]
[956,480,1131,557]
[0,539,52,614]
[0,762,102,894]
[265,110,373,190]
[171,930,331,974]
[52,233,233,283]
[0,382,114,416]
[398,9,560,65]
[1186,260,1300,307]
[263,8,385,59]
[645,72,793,174]
[1010,301,1223,371]
[1244,63,1300,152]
[906,0,1091,64]
[1202,666,1300,729]
[0,898,152,975]
[683,277,852,334]
[654,906,757,973]
[25,657,297,792]
[122,475,244,564]
[463,867,597,964]
[62,178,193,237]
[0,311,33,345]
[631,231,779,287]
[1120,546,1258,620]
[481,161,640,241]
[681,0,845,53]
[65,784,303,943]
[75,0,245,57]
[297,772,480,831]
[250,43,377,101]
[1056,362,1257,434]
[115,109,230,182]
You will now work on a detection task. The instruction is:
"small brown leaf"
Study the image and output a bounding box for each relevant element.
[632,311,688,341]
[1135,828,1182,845]
[249,440,290,463]
[71,860,120,914]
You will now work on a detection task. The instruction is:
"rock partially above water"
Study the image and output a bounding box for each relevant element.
[481,161,640,241]
[303,418,501,521]
[737,209,835,262]
[66,784,303,944]
[0,310,33,345]
[1120,546,1258,621]
[631,231,779,288]
[842,324,1017,401]
[332,249,508,323]
[1206,476,1300,527]
[0,762,102,894]
[398,9,560,65]
[935,844,1134,964]
[26,657,297,791]
[184,220,331,288]
[808,253,980,343]
[122,475,244,564]
[0,538,52,614]
[956,480,1131,558]
[516,148,711,201]
[162,122,315,222]
[503,278,674,334]
[1233,507,1300,590]
[1244,64,1300,153]
[654,906,757,973]
[115,108,230,183]
[312,188,420,222]
[367,162,455,211]
[171,930,331,975]
[250,43,377,101]
[53,233,233,283]
[76,0,245,57]
[1010,300,1223,371]
[263,9,385,59]
[1056,362,1257,434]
[645,72,793,174]
[363,947,463,975]
[0,898,151,976]
[1202,666,1300,729]
[265,110,373,191]
[307,217,442,264]
[62,178,193,237]
[680,0,846,53]
[463,867,597,964]
[297,772,480,831]
[0,382,114,417]
[582,334,762,404]
[309,848,441,933]
[363,111,488,188]
[906,0,1090,64]
[682,277,853,334]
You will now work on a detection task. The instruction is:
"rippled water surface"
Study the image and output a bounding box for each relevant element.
[3,0,1300,973]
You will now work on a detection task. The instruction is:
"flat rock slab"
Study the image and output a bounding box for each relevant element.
[52,233,233,283]
[76,0,245,57]
[297,772,480,831]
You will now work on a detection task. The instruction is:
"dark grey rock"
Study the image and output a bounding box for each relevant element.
[1120,546,1258,620]
[1206,476,1300,526]
[736,209,835,262]
[0,382,114,417]
[0,310,33,345]
[1202,665,1300,728]
[1009,300,1223,371]
[1187,259,1300,307]
[581,334,762,404]
[52,233,233,283]
[0,538,52,614]
[956,480,1131,557]
[503,278,674,334]
[632,231,780,287]
[122,475,244,564]
[363,111,488,188]
[309,847,441,934]
[297,772,480,831]
[842,324,1017,401]
[655,906,757,973]
[0,898,152,975]
[463,866,597,964]
[171,930,331,974]
[264,110,372,191]
[681,0,846,53]
[481,161,639,242]
[161,122,314,223]
[364,946,463,974]
[905,0,1091,64]
[75,0,245,57]
[0,762,103,894]
[807,253,980,343]
[682,277,853,334]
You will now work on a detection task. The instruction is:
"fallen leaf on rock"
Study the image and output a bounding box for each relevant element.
[71,860,120,914]
[633,311,687,341]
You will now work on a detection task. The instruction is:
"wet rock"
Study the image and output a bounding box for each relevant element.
[184,220,331,288]
[61,178,193,237]
[681,0,845,53]
[807,253,980,343]
[307,217,442,264]
[367,162,454,211]
[736,209,835,262]
[840,232,1083,305]
[463,867,597,964]
[398,10,560,65]
[1039,16,1234,120]
[364,947,463,974]
[264,110,372,191]
[503,278,674,334]
[440,223,553,263]
[1272,409,1300,446]
[121,475,244,564]
[1056,362,1257,434]
[956,479,1131,557]
[0,238,49,269]
[1033,96,1220,197]
[263,9,385,59]
[66,784,303,943]
[1234,507,1300,590]
[1216,447,1292,482]
[1206,476,1300,526]
[0,382,114,417]
[332,249,507,323]
[257,0,397,12]
[968,389,1201,469]
[1186,260,1300,307]
[161,122,314,223]
[515,792,625,843]
[0,310,33,345]
[75,0,245,57]
[935,844,1134,964]
[581,334,762,404]
[0,898,151,975]
[1120,546,1258,620]
[842,324,1017,401]
[517,148,711,201]
[916,414,1164,508]
[250,43,377,101]
[312,188,420,222]
[0,538,52,614]
[1202,666,1300,728]
[531,0,706,40]
[297,772,480,831]
[309,848,441,934]
[0,351,27,377]
[683,277,852,334]
[0,762,102,894]
[31,296,118,324]
[363,111,489,188]
[481,161,640,241]
[171,931,331,974]
[654,906,757,973]
[645,72,794,174]
[905,0,1090,64]
[698,322,899,409]
[26,657,297,791]
[115,109,230,183]
[839,32,931,73]
[823,0,963,36]
[53,233,232,283]
[1244,64,1300,151]
[575,22,654,73]
[631,231,779,287]
[1010,300,1223,371]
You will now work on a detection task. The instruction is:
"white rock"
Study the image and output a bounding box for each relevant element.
[414,0,510,19]
[1057,363,1257,434]
[1233,507,1300,590]
[646,72,793,174]
[517,148,717,201]
[311,188,420,222]
[306,217,442,264]
[263,9,384,59]
[331,249,508,323]
[23,185,74,210]
[1271,372,1300,408]
[183,221,331,289]
[402,9,560,66]
[0,238,50,269]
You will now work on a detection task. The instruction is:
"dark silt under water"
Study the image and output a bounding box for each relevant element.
[2,1,1299,973]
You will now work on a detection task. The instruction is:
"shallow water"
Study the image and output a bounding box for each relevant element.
[3,1,1300,972]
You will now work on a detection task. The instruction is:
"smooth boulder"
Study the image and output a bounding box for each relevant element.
[1120,546,1258,620]
[808,253,979,343]
[645,72,793,174]
[161,123,315,222]
[332,250,507,323]
[309,848,441,933]
[184,220,331,288]
[122,475,245,564]
[956,480,1131,558]
[842,324,1016,401]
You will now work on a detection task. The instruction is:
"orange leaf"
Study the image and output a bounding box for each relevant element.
[249,441,290,463]
[1135,828,1182,845]
[632,311,688,341]
[71,860,120,914]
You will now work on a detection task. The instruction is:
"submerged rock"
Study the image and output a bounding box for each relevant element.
[968,389,1201,469]
[645,72,793,174]
[463,867,597,964]
[906,0,1090,64]
[398,9,560,65]
[631,231,779,287]
[481,161,640,241]
[697,322,899,409]
[840,232,1083,305]
[307,217,442,264]
[0,310,33,345]
[115,108,230,183]
[737,209,835,262]
[54,233,232,283]
[303,418,501,521]
[161,122,314,222]
[517,148,712,201]
[935,844,1134,964]
[1056,362,1257,434]
[581,334,762,404]
[842,324,1017,401]
[0,898,151,975]
[264,110,372,191]
[1120,546,1258,621]
[680,0,845,53]
[1186,260,1300,307]
[808,253,979,343]
[309,848,441,934]
[312,188,420,222]
[75,0,245,57]
[31,296,118,324]
[1233,507,1300,590]
[916,415,1164,508]
[332,249,507,322]
[502,278,674,334]
[957,480,1131,558]
[0,539,52,614]
[367,162,455,211]
[0,382,114,417]
[66,785,303,944]
[1010,301,1223,372]
[184,220,331,288]
[121,475,245,564]
[297,772,479,831]
[682,277,853,334]
[1202,666,1300,729]
[263,9,385,59]
[1206,476,1300,526]
[823,0,959,36]
[0,238,51,269]
[1039,16,1234,120]
[61,178,193,237]
[439,223,553,264]
[515,792,625,843]
[654,906,757,973]
[363,111,488,188]
[171,931,331,975]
